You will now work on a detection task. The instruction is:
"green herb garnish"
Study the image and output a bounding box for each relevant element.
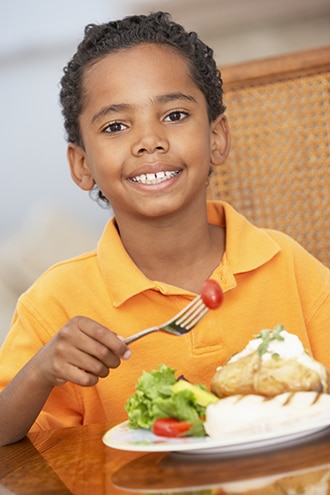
[255,324,285,357]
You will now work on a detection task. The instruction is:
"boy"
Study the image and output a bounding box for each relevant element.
[0,12,329,446]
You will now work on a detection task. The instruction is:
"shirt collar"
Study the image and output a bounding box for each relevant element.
[207,201,280,273]
[97,202,280,306]
[97,218,190,307]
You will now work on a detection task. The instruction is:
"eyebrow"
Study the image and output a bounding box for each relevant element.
[155,92,197,104]
[91,103,130,124]
[91,92,197,124]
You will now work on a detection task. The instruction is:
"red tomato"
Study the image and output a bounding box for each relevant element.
[201,279,224,309]
[152,418,192,437]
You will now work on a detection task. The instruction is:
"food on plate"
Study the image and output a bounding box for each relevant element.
[152,418,193,437]
[211,325,330,398]
[204,390,330,438]
[205,325,330,439]
[125,326,330,440]
[125,364,218,437]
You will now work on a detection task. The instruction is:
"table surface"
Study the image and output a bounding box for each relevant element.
[0,422,330,495]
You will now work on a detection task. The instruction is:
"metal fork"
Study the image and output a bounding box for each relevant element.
[124,295,209,344]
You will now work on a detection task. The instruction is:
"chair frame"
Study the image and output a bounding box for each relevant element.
[220,45,330,89]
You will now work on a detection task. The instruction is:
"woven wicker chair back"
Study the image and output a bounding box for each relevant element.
[207,46,330,267]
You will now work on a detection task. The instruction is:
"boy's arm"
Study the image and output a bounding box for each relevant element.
[0,361,53,445]
[0,316,131,446]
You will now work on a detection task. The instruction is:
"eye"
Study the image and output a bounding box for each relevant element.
[164,111,188,122]
[103,122,127,133]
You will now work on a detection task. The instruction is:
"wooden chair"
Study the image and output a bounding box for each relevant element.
[207,46,330,267]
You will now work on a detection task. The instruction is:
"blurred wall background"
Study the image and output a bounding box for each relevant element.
[1,0,330,242]
[0,0,329,341]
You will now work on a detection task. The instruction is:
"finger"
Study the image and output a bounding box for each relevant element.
[58,362,101,387]
[116,335,132,360]
[54,327,122,373]
[77,328,129,368]
[57,317,128,367]
[68,348,115,377]
[72,316,130,359]
[50,344,114,384]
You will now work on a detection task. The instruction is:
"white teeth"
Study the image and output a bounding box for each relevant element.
[130,170,180,185]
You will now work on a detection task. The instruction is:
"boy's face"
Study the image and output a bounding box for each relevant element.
[68,43,230,222]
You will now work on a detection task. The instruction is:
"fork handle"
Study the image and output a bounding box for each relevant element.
[124,326,159,344]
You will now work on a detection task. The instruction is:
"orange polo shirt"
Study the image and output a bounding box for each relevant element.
[0,201,329,432]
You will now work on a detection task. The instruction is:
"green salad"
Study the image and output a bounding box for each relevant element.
[125,364,218,437]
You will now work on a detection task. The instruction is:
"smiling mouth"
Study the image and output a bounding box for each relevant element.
[128,170,181,185]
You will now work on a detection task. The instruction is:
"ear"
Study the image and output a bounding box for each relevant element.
[67,143,95,191]
[210,114,231,166]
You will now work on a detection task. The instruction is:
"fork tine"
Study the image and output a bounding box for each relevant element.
[175,298,208,327]
[179,306,209,330]
[165,294,202,322]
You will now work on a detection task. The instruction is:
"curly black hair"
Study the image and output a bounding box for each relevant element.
[59,11,226,205]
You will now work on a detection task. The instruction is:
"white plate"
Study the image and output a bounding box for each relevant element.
[102,417,330,455]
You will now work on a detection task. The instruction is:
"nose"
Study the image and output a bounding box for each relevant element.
[131,122,169,156]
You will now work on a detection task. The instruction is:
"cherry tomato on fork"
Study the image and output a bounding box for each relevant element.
[201,279,224,309]
[152,418,192,437]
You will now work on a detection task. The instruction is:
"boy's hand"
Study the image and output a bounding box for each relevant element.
[32,316,131,388]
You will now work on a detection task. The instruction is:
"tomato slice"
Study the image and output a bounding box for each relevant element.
[152,418,192,437]
[201,279,224,309]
